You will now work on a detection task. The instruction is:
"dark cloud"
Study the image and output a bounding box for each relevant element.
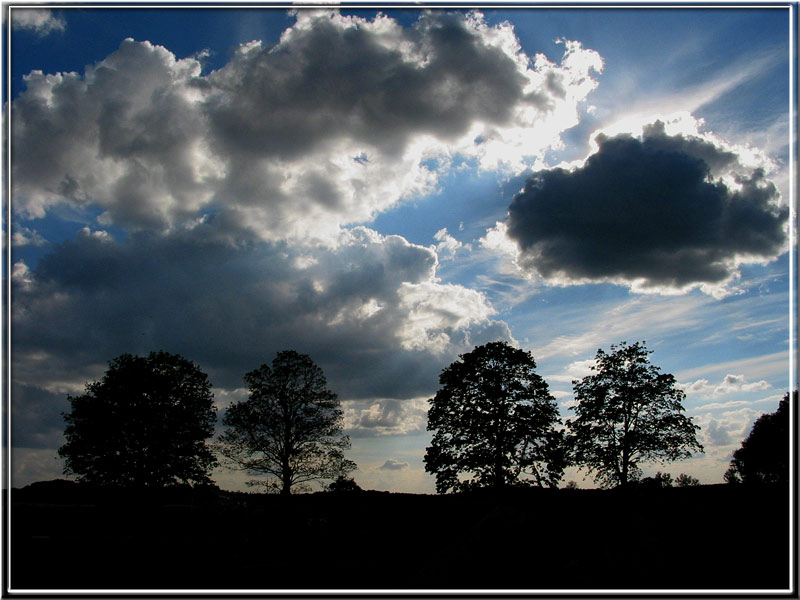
[10,385,68,449]
[206,10,529,161]
[11,223,511,405]
[505,122,789,291]
[379,459,409,470]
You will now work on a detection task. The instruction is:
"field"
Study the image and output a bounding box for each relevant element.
[7,481,791,591]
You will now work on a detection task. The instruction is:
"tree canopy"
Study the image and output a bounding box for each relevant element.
[567,341,703,487]
[58,351,217,487]
[424,341,565,493]
[217,350,355,495]
[724,392,792,485]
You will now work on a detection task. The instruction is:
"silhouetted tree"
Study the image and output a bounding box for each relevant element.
[724,392,791,485]
[58,351,217,487]
[653,471,673,487]
[326,474,362,493]
[675,473,700,487]
[567,341,703,488]
[218,350,355,495]
[424,341,565,493]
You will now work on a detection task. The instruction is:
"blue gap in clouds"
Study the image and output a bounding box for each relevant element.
[8,7,296,101]
[367,162,515,249]
[10,205,129,271]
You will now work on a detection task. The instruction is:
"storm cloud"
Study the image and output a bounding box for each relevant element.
[11,222,511,412]
[505,120,789,294]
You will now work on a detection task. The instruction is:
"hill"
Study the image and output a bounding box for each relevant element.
[7,481,790,591]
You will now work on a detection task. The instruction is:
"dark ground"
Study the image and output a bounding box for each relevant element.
[6,480,793,591]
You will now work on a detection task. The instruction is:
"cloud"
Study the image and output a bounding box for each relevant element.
[11,8,65,36]
[676,351,789,384]
[10,222,511,434]
[547,358,596,383]
[11,10,602,244]
[11,226,48,247]
[691,406,762,452]
[10,384,68,449]
[344,398,429,437]
[434,228,467,261]
[502,117,789,296]
[705,420,733,446]
[681,373,771,398]
[379,459,410,471]
[532,294,709,361]
[479,222,520,260]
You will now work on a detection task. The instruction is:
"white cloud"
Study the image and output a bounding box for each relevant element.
[479,221,521,261]
[11,8,65,36]
[677,351,790,384]
[691,406,762,452]
[397,281,510,354]
[681,373,771,398]
[547,358,595,383]
[11,226,47,247]
[344,398,429,437]
[532,294,708,361]
[434,228,467,261]
[11,10,602,245]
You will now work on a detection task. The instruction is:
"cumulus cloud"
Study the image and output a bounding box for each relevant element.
[11,10,602,244]
[379,459,410,471]
[681,373,771,398]
[692,406,761,452]
[502,117,789,296]
[11,8,65,36]
[344,397,429,437]
[479,221,520,259]
[705,420,733,446]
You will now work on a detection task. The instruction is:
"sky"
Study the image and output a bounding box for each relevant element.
[5,3,796,493]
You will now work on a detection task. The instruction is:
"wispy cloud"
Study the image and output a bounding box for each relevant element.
[532,294,708,361]
[677,351,790,383]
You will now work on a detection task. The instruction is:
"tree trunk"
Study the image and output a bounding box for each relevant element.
[281,459,292,495]
[621,442,629,486]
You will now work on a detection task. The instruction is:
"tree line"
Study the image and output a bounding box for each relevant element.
[57,342,791,494]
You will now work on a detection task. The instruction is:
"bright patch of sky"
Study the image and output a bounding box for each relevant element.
[6,5,795,492]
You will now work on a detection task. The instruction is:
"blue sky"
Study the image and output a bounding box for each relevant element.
[6,4,795,492]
